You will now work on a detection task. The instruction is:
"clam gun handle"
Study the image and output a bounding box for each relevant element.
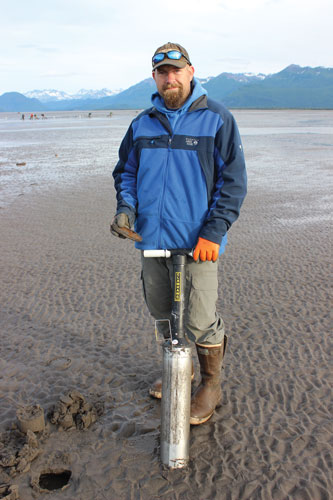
[143,249,193,258]
[143,248,192,344]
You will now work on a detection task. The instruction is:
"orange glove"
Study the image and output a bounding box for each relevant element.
[193,237,220,262]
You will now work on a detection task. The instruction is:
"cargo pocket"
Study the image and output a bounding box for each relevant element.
[140,270,173,321]
[186,270,219,334]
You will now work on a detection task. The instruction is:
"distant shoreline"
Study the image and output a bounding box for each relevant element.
[1,107,333,117]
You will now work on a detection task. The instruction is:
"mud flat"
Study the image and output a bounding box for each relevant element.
[0,110,332,499]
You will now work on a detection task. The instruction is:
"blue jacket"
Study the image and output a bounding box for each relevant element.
[113,78,247,253]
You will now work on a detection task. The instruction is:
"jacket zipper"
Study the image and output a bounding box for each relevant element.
[154,111,182,248]
[158,134,174,248]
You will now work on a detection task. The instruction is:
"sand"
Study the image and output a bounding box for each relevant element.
[0,110,332,499]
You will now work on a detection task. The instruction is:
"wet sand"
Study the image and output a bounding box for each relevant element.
[0,110,332,499]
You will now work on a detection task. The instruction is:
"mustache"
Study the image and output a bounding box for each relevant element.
[163,83,182,90]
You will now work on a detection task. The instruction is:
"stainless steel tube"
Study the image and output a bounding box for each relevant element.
[160,343,192,468]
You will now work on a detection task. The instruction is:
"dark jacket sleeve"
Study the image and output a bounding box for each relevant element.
[199,110,247,244]
[112,123,137,224]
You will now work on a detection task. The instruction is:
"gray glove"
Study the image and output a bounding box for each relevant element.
[110,213,142,242]
[110,213,130,239]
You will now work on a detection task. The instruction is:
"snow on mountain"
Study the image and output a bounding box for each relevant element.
[23,88,122,102]
[24,89,73,102]
[222,72,266,83]
[243,72,266,80]
[197,76,215,84]
[72,88,122,99]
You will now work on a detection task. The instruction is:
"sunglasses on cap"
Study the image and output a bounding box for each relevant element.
[152,50,191,66]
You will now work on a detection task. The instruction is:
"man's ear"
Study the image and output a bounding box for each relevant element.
[189,65,195,80]
[152,71,156,81]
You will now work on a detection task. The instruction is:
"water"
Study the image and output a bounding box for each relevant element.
[1,109,332,213]
[0,110,138,206]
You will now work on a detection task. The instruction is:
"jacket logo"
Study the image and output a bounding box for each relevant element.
[185,137,199,147]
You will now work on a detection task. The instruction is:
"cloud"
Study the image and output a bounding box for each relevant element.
[218,0,275,9]
[17,44,60,53]
[216,57,252,67]
[0,0,332,93]
[39,71,80,78]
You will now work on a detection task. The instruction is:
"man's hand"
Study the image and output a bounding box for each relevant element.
[193,237,220,262]
[110,213,129,239]
[110,213,142,242]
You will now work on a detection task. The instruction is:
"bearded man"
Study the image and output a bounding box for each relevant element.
[112,42,247,425]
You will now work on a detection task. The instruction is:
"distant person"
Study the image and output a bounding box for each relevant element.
[21,113,25,120]
[30,114,33,120]
[111,42,247,425]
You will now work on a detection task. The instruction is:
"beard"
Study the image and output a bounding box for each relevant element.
[161,83,185,109]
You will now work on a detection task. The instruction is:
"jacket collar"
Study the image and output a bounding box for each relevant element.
[188,94,208,112]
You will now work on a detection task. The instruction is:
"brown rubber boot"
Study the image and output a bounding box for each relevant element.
[149,360,195,399]
[190,336,228,425]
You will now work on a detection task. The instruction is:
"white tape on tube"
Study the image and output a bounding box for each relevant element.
[143,250,171,258]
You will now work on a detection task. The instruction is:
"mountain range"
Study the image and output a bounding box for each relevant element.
[24,88,123,102]
[0,65,332,112]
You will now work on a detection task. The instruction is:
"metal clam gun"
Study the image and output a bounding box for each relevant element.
[143,249,193,469]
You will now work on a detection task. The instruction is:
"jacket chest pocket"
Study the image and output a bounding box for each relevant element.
[135,136,167,151]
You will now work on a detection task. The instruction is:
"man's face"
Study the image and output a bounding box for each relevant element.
[152,64,195,109]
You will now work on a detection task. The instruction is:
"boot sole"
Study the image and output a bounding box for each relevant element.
[149,389,162,399]
[149,373,194,400]
[190,399,222,425]
[190,411,214,425]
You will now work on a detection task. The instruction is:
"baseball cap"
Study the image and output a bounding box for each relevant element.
[152,42,191,70]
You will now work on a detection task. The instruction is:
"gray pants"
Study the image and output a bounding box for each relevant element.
[141,254,225,346]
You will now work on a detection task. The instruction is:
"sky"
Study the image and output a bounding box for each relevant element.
[1,0,332,94]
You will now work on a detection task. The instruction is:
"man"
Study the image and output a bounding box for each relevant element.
[112,42,247,425]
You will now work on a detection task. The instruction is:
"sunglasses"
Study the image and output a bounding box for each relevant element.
[152,50,191,66]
